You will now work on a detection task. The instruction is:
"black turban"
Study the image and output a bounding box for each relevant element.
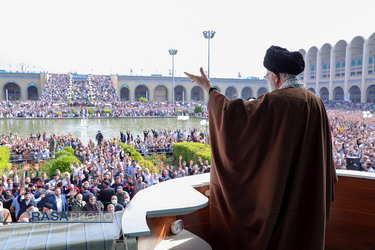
[263,45,305,75]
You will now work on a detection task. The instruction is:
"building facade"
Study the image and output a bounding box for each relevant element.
[300,32,375,103]
[112,75,267,102]
[0,71,47,101]
[0,70,268,102]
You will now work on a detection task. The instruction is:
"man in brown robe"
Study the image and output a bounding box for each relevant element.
[185,45,337,250]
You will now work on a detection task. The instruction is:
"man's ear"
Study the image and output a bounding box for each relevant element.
[272,73,281,88]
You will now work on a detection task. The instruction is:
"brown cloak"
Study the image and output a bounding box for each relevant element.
[208,88,337,250]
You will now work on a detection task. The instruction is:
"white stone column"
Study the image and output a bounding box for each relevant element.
[329,48,336,101]
[361,40,369,103]
[304,53,309,86]
[315,50,322,95]
[344,44,351,96]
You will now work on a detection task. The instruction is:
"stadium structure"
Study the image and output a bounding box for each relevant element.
[1,32,375,103]
[0,71,267,102]
[299,32,375,103]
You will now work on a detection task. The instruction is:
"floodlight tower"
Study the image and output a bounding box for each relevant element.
[168,49,178,111]
[202,30,216,79]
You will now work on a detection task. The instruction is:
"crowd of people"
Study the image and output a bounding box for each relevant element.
[328,109,375,172]
[2,79,375,224]
[0,126,206,161]
[91,75,119,102]
[0,100,208,118]
[0,128,210,223]
[0,73,209,118]
[1,107,375,223]
[40,74,70,102]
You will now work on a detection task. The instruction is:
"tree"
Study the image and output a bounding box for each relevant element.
[139,97,148,103]
[194,105,204,114]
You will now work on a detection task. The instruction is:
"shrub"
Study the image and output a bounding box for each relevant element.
[145,153,171,166]
[118,143,144,162]
[173,142,211,165]
[194,105,204,113]
[62,146,75,155]
[55,150,71,159]
[55,146,74,158]
[88,109,94,115]
[103,109,113,115]
[45,155,81,178]
[0,146,10,175]
[139,97,148,103]
[138,159,157,173]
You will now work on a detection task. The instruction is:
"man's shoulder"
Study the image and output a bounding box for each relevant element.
[262,88,322,107]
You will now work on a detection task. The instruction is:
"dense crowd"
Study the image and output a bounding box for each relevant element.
[0,73,209,118]
[0,126,206,160]
[0,127,210,223]
[40,74,70,102]
[328,109,375,172]
[0,100,208,118]
[91,75,119,102]
[2,93,375,223]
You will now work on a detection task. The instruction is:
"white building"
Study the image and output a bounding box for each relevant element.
[299,32,375,103]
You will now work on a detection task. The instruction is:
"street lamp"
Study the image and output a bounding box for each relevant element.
[169,49,178,112]
[202,30,216,79]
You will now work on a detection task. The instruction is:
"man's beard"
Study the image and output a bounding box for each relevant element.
[267,76,277,92]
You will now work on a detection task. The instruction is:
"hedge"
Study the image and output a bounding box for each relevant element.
[62,146,75,155]
[0,146,10,175]
[138,159,157,173]
[118,143,143,162]
[118,143,162,173]
[103,109,113,115]
[45,155,81,178]
[44,147,80,178]
[55,146,75,159]
[173,142,211,165]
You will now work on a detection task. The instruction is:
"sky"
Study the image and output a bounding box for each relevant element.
[0,0,374,78]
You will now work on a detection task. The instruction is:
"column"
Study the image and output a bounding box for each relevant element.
[329,48,336,100]
[187,84,192,101]
[315,50,322,95]
[344,44,351,96]
[169,80,173,102]
[304,53,310,87]
[361,40,369,103]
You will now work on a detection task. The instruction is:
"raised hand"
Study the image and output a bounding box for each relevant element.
[184,67,213,92]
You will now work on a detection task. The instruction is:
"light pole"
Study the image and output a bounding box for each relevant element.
[202,30,216,79]
[169,49,178,112]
